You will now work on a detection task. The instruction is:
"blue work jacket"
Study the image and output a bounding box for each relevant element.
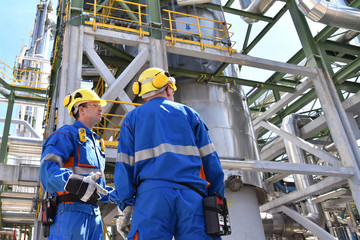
[110,97,225,210]
[40,121,112,214]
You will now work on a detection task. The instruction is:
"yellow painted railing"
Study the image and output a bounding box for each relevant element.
[0,59,50,90]
[93,99,141,147]
[84,0,149,38]
[81,1,235,54]
[162,9,236,55]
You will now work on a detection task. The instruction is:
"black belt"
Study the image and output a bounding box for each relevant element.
[56,194,98,206]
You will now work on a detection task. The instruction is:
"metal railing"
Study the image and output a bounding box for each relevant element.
[84,0,149,38]
[93,99,141,147]
[0,59,50,90]
[81,1,236,54]
[162,9,236,54]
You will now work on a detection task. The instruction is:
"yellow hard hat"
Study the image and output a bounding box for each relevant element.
[63,89,107,117]
[132,67,177,98]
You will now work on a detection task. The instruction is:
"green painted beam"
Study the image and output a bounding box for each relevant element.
[287,0,326,69]
[118,2,138,22]
[322,40,360,57]
[241,4,288,55]
[214,63,229,77]
[247,50,305,105]
[339,81,360,93]
[12,86,47,95]
[201,3,273,22]
[14,96,47,104]
[216,76,295,92]
[333,56,360,84]
[169,67,295,92]
[69,0,83,26]
[169,68,202,78]
[95,0,111,13]
[95,41,134,62]
[242,24,252,51]
[0,77,11,90]
[0,91,15,163]
[148,0,162,39]
[225,0,236,7]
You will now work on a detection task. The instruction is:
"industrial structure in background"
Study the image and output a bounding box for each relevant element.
[0,0,359,239]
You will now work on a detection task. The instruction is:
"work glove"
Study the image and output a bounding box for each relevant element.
[64,172,108,202]
[116,206,133,239]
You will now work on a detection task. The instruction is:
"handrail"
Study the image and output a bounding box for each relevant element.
[81,2,235,54]
[84,0,149,38]
[93,99,141,146]
[162,9,236,55]
[0,58,50,90]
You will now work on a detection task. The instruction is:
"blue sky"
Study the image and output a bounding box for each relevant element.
[0,1,39,68]
[0,1,40,134]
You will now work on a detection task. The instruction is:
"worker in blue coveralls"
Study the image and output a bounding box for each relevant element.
[40,88,113,239]
[110,67,225,240]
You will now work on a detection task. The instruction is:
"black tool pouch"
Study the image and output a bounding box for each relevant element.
[203,193,231,236]
[170,181,231,236]
[42,197,57,237]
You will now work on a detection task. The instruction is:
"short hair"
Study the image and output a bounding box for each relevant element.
[73,102,87,120]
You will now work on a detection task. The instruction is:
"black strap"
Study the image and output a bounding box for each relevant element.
[57,194,98,206]
[138,179,207,198]
[172,181,206,198]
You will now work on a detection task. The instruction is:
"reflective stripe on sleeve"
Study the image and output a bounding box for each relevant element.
[199,143,216,157]
[116,152,135,166]
[135,143,200,163]
[68,166,104,176]
[41,154,63,167]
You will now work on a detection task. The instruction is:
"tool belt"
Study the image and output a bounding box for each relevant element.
[57,194,98,206]
[41,193,98,237]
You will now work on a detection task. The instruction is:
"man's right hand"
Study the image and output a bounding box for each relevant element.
[64,172,108,202]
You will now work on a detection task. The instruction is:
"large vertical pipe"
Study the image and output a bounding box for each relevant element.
[281,114,325,227]
[175,79,266,239]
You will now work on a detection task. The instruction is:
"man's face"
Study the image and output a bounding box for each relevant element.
[82,101,103,124]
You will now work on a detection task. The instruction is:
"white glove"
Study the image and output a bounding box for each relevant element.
[65,172,108,202]
[116,206,133,239]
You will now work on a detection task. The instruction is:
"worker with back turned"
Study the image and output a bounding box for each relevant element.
[110,67,225,240]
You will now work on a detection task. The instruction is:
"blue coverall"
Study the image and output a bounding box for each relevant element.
[110,97,225,240]
[40,120,113,240]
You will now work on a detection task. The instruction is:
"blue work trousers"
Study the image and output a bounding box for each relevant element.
[128,187,221,240]
[47,203,104,240]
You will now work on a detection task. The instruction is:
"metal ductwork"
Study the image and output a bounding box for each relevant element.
[238,0,360,32]
[297,0,360,32]
[0,228,19,236]
[1,212,35,224]
[238,0,276,23]
[262,212,309,237]
[281,114,325,227]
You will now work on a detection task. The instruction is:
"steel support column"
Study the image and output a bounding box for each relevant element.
[148,0,162,39]
[57,24,84,128]
[101,47,149,113]
[312,70,360,212]
[0,91,15,163]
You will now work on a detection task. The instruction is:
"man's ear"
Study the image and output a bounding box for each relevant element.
[165,86,171,96]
